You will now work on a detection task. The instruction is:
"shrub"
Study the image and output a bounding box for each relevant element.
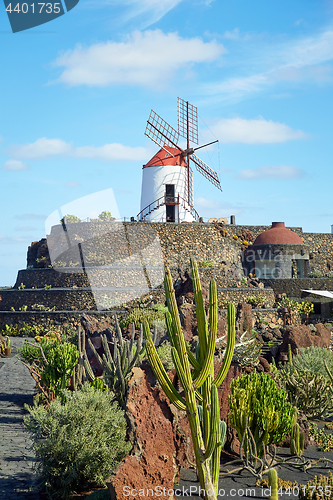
[24,384,131,500]
[279,296,299,312]
[229,372,294,458]
[276,363,333,419]
[98,211,114,221]
[232,332,262,367]
[119,307,166,330]
[156,341,174,371]
[309,423,333,452]
[61,214,81,224]
[41,342,79,397]
[17,337,57,367]
[198,260,214,268]
[299,471,333,500]
[292,346,333,381]
[246,295,267,308]
[308,270,323,278]
[18,338,79,400]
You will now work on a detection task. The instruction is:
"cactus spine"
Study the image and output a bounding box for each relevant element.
[268,468,278,500]
[143,259,235,500]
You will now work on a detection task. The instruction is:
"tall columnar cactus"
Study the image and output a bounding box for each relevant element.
[143,259,235,500]
[268,468,278,500]
[288,343,293,365]
[324,360,333,396]
[290,409,304,456]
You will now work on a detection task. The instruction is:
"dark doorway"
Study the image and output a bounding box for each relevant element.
[165,184,175,222]
[165,184,175,197]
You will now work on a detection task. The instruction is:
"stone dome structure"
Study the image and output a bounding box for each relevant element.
[244,222,309,279]
[253,222,304,246]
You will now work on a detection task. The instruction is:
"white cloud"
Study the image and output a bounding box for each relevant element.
[9,138,71,161]
[65,181,82,188]
[83,0,182,28]
[9,137,151,162]
[195,197,244,216]
[237,165,304,180]
[54,30,224,88]
[204,29,333,101]
[1,160,30,171]
[73,143,149,161]
[211,117,307,144]
[222,28,252,41]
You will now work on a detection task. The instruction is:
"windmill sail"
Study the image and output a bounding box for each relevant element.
[178,97,199,145]
[145,110,179,155]
[191,154,222,191]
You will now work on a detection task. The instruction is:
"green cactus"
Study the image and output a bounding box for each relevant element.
[324,360,333,396]
[228,371,294,459]
[288,343,293,365]
[76,318,143,405]
[290,408,304,456]
[143,259,235,500]
[277,363,333,419]
[41,342,79,398]
[299,472,333,500]
[268,468,278,500]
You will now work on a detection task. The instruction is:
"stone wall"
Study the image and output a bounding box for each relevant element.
[21,221,333,284]
[217,287,275,308]
[262,277,333,297]
[3,221,333,326]
[0,311,121,330]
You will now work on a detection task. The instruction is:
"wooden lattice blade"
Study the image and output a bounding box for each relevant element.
[191,154,222,191]
[145,110,180,151]
[178,98,199,145]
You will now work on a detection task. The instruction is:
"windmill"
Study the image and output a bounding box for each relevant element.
[138,98,222,223]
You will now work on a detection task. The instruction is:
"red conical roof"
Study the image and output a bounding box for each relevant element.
[143,147,186,168]
[253,222,304,245]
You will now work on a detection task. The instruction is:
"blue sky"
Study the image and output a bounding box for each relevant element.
[1,0,333,285]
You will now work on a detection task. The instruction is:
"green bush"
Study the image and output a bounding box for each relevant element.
[2,322,74,338]
[61,214,81,223]
[119,306,166,330]
[18,339,79,399]
[246,295,267,308]
[292,346,333,381]
[17,337,57,367]
[276,363,333,419]
[308,270,324,278]
[24,384,131,500]
[156,341,174,371]
[198,260,214,268]
[98,211,114,221]
[41,342,79,397]
[229,372,294,458]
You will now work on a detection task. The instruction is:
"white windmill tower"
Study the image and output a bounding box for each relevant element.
[138,98,222,223]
